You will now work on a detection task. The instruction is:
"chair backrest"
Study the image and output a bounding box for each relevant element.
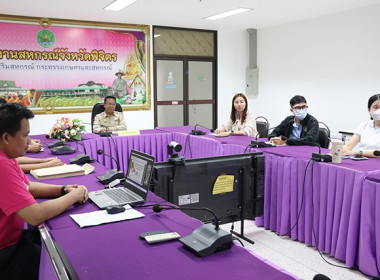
[91,102,123,132]
[318,122,331,149]
[255,116,270,138]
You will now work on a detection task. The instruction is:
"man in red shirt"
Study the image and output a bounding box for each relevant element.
[0,103,88,280]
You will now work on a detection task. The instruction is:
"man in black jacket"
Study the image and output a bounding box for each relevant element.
[268,95,319,146]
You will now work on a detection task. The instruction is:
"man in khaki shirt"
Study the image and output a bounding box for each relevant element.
[93,96,127,133]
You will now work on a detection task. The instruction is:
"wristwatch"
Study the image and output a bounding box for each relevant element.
[359,149,363,157]
[230,130,234,135]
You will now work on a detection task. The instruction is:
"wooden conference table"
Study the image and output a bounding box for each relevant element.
[30,134,299,280]
[30,126,380,277]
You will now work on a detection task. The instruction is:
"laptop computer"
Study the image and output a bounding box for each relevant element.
[89,149,155,209]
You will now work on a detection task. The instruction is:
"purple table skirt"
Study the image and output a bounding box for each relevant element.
[358,173,380,276]
[154,127,380,277]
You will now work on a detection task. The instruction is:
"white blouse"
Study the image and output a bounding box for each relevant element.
[353,120,380,150]
[222,111,258,137]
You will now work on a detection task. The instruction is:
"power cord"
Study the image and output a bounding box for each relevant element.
[276,158,313,237]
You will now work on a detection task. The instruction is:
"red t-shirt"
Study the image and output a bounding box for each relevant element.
[0,151,36,249]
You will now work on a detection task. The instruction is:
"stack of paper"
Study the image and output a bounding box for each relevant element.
[30,164,85,180]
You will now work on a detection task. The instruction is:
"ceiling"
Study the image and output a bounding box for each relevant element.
[1,0,380,30]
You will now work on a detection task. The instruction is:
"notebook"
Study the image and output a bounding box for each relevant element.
[89,149,155,209]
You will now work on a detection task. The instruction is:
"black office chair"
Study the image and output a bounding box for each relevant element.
[318,122,330,149]
[91,102,123,132]
[255,116,270,138]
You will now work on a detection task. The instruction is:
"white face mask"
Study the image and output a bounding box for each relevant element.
[370,109,380,121]
[294,109,308,121]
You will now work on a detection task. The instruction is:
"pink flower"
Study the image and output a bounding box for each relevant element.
[64,124,68,129]
[70,129,76,136]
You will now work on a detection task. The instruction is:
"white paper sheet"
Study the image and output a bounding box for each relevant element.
[70,205,145,228]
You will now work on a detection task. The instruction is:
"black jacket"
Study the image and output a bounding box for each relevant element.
[268,114,319,146]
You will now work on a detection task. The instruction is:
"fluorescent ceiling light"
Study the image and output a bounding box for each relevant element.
[205,8,251,20]
[104,0,138,11]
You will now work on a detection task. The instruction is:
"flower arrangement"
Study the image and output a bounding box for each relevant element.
[47,117,86,141]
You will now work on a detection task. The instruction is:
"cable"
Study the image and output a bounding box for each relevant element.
[310,160,351,270]
[232,237,244,247]
[276,158,313,237]
[244,144,253,153]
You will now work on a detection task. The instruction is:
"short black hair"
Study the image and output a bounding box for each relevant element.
[104,96,116,103]
[368,94,380,109]
[0,98,6,105]
[0,103,34,137]
[290,95,307,107]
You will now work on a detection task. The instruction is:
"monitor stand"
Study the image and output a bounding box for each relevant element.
[230,167,255,244]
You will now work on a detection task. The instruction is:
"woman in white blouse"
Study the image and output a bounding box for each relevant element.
[343,94,380,158]
[215,93,258,137]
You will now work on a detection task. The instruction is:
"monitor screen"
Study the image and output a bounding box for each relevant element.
[126,149,155,194]
[151,152,264,224]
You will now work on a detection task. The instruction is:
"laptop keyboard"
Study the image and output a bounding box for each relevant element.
[104,188,138,204]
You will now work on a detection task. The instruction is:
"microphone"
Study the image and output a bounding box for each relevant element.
[96,124,112,137]
[96,149,125,185]
[152,204,233,257]
[296,141,333,162]
[251,125,281,148]
[251,120,294,148]
[374,150,380,156]
[97,149,120,171]
[73,140,87,154]
[47,139,67,148]
[190,124,215,135]
[69,141,96,165]
[313,274,331,280]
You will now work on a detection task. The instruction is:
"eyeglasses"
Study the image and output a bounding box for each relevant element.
[292,105,308,112]
[105,103,116,106]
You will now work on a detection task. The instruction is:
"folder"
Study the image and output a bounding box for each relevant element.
[30,164,85,180]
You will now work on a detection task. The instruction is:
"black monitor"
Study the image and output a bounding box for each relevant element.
[151,152,265,224]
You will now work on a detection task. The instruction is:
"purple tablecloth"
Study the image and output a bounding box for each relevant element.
[38,189,299,280]
[28,138,300,280]
[30,127,380,277]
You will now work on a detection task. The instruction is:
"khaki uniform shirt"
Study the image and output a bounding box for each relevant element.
[93,111,127,133]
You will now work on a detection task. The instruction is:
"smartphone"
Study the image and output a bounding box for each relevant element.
[350,156,368,160]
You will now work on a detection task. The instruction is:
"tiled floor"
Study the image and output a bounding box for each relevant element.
[220,220,370,280]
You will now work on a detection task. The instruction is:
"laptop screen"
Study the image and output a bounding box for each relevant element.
[125,149,155,194]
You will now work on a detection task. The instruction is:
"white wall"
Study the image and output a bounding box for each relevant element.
[30,4,380,136]
[217,29,250,127]
[254,4,380,136]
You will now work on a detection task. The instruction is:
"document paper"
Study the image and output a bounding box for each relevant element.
[70,205,145,228]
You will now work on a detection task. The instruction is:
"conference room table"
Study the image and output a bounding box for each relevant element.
[29,135,300,280]
[32,126,380,277]
[155,125,380,277]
